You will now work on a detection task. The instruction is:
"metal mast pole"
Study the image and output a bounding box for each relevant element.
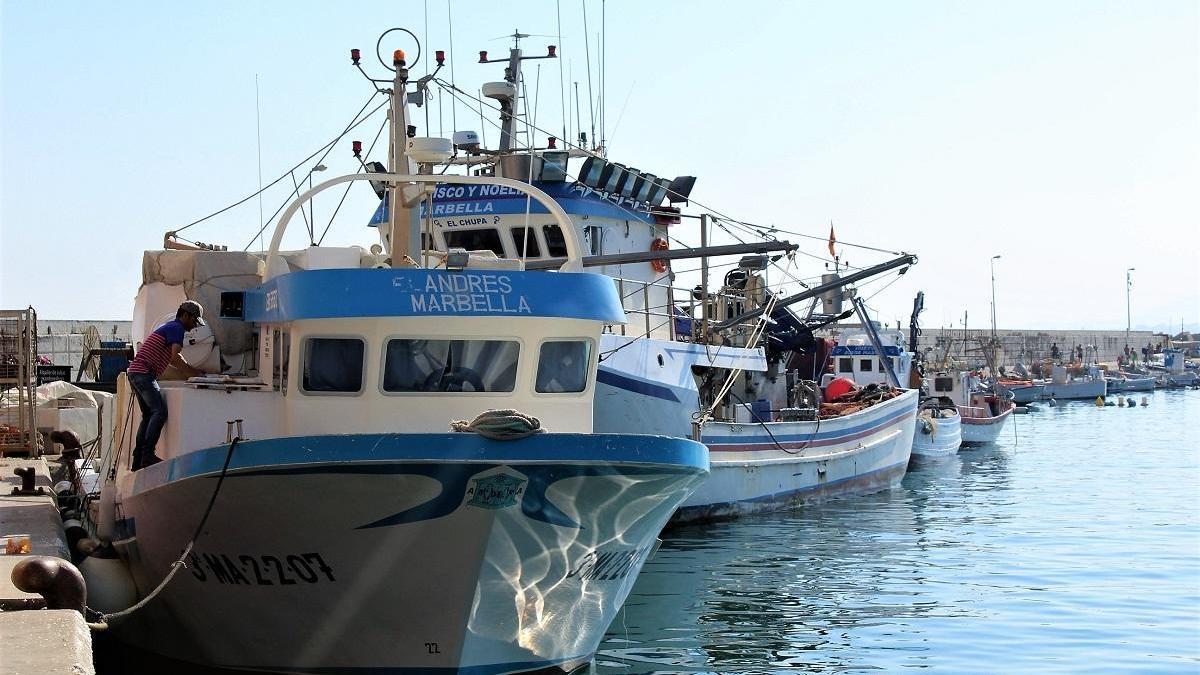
[700,214,710,341]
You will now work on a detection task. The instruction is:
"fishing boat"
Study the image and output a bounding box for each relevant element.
[84,34,709,674]
[829,318,962,459]
[1104,373,1156,393]
[998,365,1106,402]
[995,379,1045,404]
[389,33,923,524]
[927,371,1014,446]
[1154,349,1200,387]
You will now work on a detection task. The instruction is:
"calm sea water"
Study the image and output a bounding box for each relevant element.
[593,390,1200,674]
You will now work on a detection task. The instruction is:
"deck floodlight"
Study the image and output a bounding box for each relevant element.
[666,175,697,204]
[619,167,641,198]
[579,156,605,188]
[445,248,470,270]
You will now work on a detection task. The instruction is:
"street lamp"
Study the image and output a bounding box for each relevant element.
[308,164,328,244]
[990,255,1001,342]
[1126,267,1135,349]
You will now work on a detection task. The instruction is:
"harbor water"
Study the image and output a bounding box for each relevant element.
[593,390,1199,674]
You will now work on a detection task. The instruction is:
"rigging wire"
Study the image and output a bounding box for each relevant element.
[241,99,389,250]
[316,115,390,246]
[174,92,382,237]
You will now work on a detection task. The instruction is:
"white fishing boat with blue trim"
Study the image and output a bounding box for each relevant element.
[85,33,708,674]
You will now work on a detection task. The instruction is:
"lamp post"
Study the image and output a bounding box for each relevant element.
[1126,267,1135,349]
[308,164,327,244]
[990,255,1001,342]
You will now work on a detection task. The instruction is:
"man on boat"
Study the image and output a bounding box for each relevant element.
[127,300,209,470]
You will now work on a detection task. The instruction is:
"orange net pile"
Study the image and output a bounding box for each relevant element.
[819,385,904,419]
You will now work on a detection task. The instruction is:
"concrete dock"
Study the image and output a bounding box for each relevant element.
[0,457,95,674]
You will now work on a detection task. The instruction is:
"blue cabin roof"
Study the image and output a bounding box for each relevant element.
[244,268,626,323]
[369,181,655,226]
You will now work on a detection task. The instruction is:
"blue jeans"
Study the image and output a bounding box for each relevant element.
[129,372,167,469]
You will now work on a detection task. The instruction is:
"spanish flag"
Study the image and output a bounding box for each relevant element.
[827,223,836,258]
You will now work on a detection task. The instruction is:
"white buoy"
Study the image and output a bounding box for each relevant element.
[1118,395,1125,407]
[96,487,116,544]
[79,546,137,614]
[1141,396,1149,407]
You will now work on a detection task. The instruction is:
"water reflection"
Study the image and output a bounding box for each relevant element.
[596,390,1200,673]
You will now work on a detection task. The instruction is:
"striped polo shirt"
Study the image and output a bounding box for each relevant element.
[128,320,186,378]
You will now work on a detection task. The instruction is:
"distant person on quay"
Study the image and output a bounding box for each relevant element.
[127,301,209,470]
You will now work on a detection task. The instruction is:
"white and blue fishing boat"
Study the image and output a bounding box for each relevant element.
[86,35,708,674]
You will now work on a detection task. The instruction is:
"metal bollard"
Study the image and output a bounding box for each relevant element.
[11,556,87,614]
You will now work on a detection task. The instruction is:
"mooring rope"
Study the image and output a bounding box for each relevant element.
[450,409,544,440]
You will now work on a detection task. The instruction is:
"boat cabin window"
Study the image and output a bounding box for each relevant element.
[535,340,591,393]
[301,337,365,394]
[510,227,541,257]
[838,357,853,373]
[444,228,504,257]
[860,358,874,372]
[383,339,519,392]
[934,376,955,392]
[542,224,569,257]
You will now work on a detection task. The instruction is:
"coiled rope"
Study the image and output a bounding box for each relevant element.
[450,410,543,440]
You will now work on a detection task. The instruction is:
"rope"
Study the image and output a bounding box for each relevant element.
[88,437,241,629]
[450,410,544,440]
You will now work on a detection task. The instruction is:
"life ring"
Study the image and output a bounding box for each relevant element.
[650,237,669,273]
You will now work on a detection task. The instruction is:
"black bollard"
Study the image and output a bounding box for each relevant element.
[11,556,87,614]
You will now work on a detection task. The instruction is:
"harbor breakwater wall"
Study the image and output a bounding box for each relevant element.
[922,327,1165,367]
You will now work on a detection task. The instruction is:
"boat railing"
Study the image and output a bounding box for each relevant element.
[608,276,754,343]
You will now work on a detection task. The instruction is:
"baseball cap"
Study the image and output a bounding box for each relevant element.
[178,300,206,326]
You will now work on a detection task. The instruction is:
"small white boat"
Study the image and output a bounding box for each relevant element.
[1105,374,1156,393]
[911,397,962,458]
[930,371,1014,446]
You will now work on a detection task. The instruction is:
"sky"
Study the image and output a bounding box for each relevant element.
[2,1,1197,332]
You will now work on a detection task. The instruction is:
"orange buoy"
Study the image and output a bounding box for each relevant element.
[825,377,857,401]
[650,237,669,273]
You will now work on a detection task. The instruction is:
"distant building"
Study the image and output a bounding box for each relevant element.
[36,320,133,381]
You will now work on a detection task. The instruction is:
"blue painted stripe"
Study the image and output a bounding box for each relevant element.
[132,432,707,495]
[702,394,915,444]
[596,367,681,402]
[243,268,626,323]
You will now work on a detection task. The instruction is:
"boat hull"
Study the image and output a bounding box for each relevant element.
[108,432,707,674]
[1042,379,1107,400]
[911,411,962,458]
[958,401,1015,446]
[674,389,918,524]
[1106,377,1156,393]
[1000,383,1044,404]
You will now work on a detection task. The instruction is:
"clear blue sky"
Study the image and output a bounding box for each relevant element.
[2,1,1197,332]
